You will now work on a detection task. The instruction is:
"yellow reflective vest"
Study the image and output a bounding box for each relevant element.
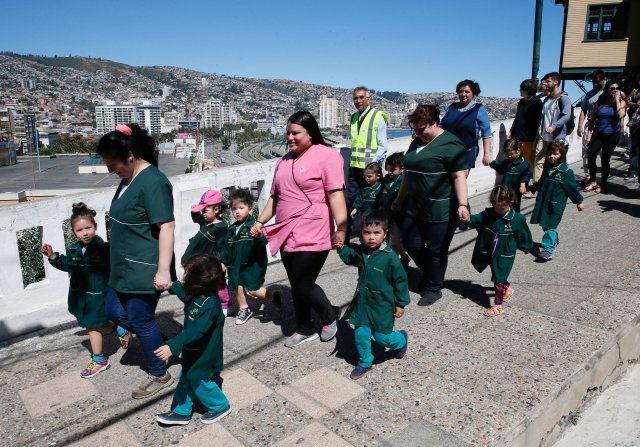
[350,108,388,169]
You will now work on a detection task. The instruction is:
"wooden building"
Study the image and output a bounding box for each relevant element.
[556,0,639,80]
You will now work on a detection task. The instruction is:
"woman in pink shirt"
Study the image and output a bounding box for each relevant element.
[251,111,347,348]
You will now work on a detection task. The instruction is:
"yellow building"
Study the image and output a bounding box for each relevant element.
[556,0,639,80]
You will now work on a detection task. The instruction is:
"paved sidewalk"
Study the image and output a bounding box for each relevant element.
[1,158,639,447]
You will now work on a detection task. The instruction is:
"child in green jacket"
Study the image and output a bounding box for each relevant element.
[221,188,277,325]
[381,153,409,264]
[350,162,383,218]
[338,210,409,380]
[183,189,231,315]
[468,187,533,317]
[530,141,585,262]
[154,254,230,426]
[42,202,128,378]
[490,139,531,212]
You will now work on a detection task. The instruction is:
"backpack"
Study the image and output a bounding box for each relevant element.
[559,95,575,135]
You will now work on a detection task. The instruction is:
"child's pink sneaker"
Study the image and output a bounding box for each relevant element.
[80,358,110,379]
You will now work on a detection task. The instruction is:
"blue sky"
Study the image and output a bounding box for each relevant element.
[3,0,570,98]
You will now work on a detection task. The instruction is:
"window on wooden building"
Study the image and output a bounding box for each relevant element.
[585,3,629,41]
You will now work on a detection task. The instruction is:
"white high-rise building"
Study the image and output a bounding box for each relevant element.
[202,100,233,129]
[95,102,161,135]
[95,105,136,135]
[136,102,162,135]
[319,96,339,129]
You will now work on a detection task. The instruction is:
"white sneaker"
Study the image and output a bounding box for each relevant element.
[284,332,318,348]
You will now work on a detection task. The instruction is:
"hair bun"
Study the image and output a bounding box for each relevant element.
[71,202,96,216]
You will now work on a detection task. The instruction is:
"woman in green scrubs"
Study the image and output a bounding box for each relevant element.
[97,123,176,399]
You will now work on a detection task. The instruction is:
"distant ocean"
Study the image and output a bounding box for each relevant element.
[388,129,412,139]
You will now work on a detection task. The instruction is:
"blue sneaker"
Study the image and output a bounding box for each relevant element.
[350,365,372,380]
[394,330,408,359]
[156,411,191,425]
[537,249,553,262]
[201,405,231,424]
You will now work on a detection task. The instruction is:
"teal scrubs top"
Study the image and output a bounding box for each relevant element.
[403,131,467,222]
[108,165,174,294]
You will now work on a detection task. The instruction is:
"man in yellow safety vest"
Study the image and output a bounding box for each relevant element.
[348,87,388,218]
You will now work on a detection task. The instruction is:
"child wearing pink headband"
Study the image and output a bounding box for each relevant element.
[182,190,231,315]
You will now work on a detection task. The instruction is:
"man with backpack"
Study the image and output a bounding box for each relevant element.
[531,72,574,189]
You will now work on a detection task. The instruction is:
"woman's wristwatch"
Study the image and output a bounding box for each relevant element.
[458,204,470,209]
[255,220,265,227]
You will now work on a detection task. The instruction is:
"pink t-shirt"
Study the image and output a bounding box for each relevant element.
[265,144,344,253]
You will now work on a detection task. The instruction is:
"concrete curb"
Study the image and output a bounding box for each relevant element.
[498,314,640,447]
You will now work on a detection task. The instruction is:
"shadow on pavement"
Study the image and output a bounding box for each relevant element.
[444,279,492,309]
[597,198,640,217]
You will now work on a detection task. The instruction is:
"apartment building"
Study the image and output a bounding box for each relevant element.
[202,99,233,129]
[95,102,161,135]
[95,104,136,135]
[136,103,162,135]
[319,96,339,129]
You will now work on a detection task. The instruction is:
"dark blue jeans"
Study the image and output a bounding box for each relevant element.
[105,287,167,377]
[401,214,457,293]
[346,166,367,237]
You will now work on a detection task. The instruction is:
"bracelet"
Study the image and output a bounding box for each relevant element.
[458,204,469,208]
[255,220,264,227]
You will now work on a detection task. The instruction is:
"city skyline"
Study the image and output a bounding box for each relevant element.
[2,0,570,98]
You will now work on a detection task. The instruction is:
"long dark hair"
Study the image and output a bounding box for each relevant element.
[96,123,159,166]
[287,111,327,146]
[598,80,621,106]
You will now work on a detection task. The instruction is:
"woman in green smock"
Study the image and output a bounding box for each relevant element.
[97,123,176,400]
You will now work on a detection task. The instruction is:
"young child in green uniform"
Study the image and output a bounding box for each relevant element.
[42,203,129,378]
[489,139,531,212]
[154,254,231,426]
[381,153,409,264]
[337,210,410,380]
[350,162,383,219]
[183,189,231,316]
[530,140,585,262]
[221,188,276,325]
[467,187,533,317]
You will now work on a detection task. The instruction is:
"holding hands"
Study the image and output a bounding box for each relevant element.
[154,345,172,362]
[250,222,264,238]
[458,205,471,222]
[332,229,346,250]
[153,271,172,292]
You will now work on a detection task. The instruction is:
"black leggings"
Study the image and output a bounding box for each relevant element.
[281,250,336,335]
[401,214,457,293]
[588,132,620,186]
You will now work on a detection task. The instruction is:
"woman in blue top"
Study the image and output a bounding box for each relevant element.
[441,79,493,171]
[584,80,627,193]
[97,123,176,400]
[441,80,493,230]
